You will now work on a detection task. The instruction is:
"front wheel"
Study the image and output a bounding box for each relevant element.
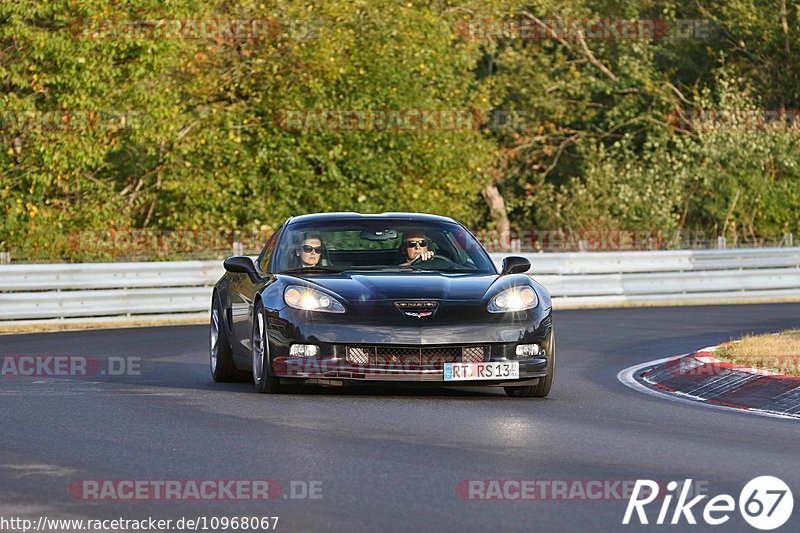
[252,301,283,394]
[210,293,246,382]
[505,329,555,398]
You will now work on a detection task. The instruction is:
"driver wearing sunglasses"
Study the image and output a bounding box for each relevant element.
[294,235,324,268]
[399,232,435,266]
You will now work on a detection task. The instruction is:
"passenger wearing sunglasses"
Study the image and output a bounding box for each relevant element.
[399,232,435,266]
[294,235,325,268]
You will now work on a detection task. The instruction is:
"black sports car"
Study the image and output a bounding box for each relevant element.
[210,212,554,397]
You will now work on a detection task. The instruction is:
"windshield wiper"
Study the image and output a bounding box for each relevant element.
[280,266,344,275]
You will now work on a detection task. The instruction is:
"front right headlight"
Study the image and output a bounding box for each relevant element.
[488,286,538,313]
[284,285,345,313]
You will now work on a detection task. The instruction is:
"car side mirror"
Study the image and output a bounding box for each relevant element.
[501,256,531,275]
[223,256,261,282]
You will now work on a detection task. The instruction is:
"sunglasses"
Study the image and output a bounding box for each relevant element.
[406,239,428,248]
[301,245,323,254]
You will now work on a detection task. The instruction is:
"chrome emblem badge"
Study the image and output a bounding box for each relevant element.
[394,301,439,318]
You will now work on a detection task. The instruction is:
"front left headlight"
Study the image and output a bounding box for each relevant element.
[284,285,346,313]
[488,286,538,313]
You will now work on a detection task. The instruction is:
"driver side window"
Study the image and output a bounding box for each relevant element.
[257,226,283,274]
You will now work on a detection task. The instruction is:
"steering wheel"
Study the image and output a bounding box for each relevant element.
[409,254,460,269]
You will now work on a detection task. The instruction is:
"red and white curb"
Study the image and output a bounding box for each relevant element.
[617,345,800,420]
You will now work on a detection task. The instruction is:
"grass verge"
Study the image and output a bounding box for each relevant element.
[714,329,800,376]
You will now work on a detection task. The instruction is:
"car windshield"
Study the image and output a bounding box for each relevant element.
[273,219,496,274]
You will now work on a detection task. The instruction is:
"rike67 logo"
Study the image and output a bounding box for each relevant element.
[623,476,793,530]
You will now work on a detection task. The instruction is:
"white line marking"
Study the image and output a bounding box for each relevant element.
[617,356,800,421]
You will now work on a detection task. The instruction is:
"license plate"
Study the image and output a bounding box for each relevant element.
[443,361,519,381]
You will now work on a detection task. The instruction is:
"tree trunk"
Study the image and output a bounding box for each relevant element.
[780,0,791,110]
[482,183,511,250]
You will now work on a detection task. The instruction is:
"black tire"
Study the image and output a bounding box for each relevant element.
[252,301,283,394]
[210,293,245,382]
[505,328,555,398]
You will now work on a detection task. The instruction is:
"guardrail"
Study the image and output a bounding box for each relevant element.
[0,248,799,325]
[524,248,800,307]
[0,261,219,321]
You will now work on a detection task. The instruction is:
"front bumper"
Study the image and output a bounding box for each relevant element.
[274,355,548,385]
[269,323,552,385]
[262,300,552,385]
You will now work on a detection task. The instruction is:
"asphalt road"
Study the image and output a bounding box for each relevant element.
[1,304,799,532]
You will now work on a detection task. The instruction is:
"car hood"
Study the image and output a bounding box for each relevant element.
[293,272,500,302]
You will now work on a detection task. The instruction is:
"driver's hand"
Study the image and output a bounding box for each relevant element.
[418,250,434,261]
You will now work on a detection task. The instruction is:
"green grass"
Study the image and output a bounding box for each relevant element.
[714,329,800,375]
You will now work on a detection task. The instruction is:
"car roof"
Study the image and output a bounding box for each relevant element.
[285,212,458,226]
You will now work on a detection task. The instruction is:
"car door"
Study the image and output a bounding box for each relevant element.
[230,226,282,358]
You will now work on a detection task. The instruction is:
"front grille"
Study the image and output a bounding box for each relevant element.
[345,345,488,368]
[346,347,371,366]
[462,346,485,363]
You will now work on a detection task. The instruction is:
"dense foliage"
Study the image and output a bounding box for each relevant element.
[2,0,798,260]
